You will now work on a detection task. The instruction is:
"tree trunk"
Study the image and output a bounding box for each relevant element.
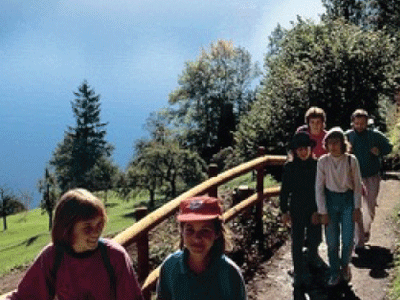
[2,197,7,231]
[3,214,7,231]
[48,209,53,230]
[149,190,155,208]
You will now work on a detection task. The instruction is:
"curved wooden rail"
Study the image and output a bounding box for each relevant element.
[114,155,286,247]
[0,154,286,300]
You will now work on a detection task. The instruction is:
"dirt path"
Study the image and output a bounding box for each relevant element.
[247,177,400,300]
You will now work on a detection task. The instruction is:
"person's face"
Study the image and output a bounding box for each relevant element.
[353,116,368,133]
[295,146,311,161]
[72,215,105,253]
[308,117,324,135]
[182,220,219,257]
[326,138,343,157]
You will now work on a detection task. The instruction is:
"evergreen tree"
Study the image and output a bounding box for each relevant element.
[50,81,114,192]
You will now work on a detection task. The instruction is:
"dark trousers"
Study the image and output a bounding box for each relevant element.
[291,214,322,276]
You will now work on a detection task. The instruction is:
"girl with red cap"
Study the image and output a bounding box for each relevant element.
[156,195,247,300]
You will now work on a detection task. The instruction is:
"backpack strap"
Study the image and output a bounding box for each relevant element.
[219,256,231,299]
[99,239,117,300]
[49,244,65,298]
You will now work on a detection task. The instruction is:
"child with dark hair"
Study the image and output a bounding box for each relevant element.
[280,132,322,289]
[7,188,144,300]
[156,195,247,300]
[316,127,363,286]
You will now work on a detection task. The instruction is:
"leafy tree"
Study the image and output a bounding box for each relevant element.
[168,40,261,161]
[50,81,114,192]
[128,112,207,207]
[38,168,59,230]
[127,139,164,208]
[86,157,120,203]
[128,138,206,207]
[367,0,400,34]
[322,0,366,25]
[234,18,400,160]
[323,0,400,35]
[0,186,25,230]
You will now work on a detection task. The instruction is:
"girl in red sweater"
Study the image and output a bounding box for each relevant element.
[7,188,144,300]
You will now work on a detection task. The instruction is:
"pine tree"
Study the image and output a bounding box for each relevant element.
[51,81,114,192]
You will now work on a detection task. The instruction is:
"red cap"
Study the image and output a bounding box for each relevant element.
[177,196,223,222]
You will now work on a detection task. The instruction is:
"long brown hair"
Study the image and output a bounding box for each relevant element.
[179,218,232,256]
[51,189,107,247]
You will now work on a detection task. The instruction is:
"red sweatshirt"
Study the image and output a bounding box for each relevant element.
[7,239,143,300]
[296,125,327,158]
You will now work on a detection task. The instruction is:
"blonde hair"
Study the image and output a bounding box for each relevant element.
[305,107,326,124]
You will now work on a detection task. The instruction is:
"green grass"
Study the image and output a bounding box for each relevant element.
[0,209,51,275]
[220,172,278,190]
[0,192,145,276]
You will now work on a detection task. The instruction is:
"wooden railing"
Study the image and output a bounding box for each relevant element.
[0,152,286,300]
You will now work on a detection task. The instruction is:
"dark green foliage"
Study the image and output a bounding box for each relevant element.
[128,113,207,207]
[128,138,206,208]
[168,40,261,161]
[0,187,25,230]
[322,0,365,25]
[50,81,114,192]
[368,0,400,34]
[323,0,400,35]
[234,19,400,159]
[0,195,26,217]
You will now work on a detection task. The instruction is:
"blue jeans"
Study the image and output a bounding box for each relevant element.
[325,189,354,278]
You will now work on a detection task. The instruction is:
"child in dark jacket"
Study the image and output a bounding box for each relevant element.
[280,132,322,288]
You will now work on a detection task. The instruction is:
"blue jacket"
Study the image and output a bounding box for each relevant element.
[346,129,392,178]
[156,249,247,300]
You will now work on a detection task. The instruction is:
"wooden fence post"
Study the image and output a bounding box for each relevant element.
[207,163,219,197]
[135,207,149,284]
[256,146,265,245]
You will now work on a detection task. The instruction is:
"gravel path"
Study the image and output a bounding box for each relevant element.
[247,177,400,300]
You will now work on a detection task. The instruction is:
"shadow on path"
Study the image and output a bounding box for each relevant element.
[292,245,394,300]
[351,245,393,279]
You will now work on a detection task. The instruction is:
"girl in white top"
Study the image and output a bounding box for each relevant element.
[316,127,363,287]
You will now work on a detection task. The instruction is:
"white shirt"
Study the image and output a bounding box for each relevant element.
[316,153,362,214]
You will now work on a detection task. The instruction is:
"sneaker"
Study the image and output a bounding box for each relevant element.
[327,274,341,287]
[342,265,352,282]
